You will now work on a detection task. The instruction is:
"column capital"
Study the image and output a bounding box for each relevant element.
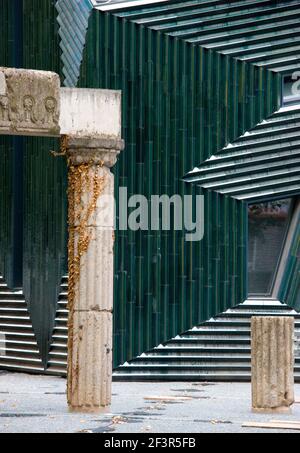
[66,135,125,167]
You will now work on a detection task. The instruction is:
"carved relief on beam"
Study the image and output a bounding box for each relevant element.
[0,68,60,136]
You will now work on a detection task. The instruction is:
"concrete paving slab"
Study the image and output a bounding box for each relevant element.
[0,372,300,433]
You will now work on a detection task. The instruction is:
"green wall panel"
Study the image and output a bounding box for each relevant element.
[0,0,68,365]
[0,1,17,287]
[2,0,296,371]
[23,137,67,365]
[21,0,67,365]
[22,0,61,74]
[23,0,67,364]
[78,10,280,367]
[0,137,13,284]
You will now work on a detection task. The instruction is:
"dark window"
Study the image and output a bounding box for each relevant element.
[248,199,292,296]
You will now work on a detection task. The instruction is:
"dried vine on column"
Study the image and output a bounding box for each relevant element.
[67,155,106,394]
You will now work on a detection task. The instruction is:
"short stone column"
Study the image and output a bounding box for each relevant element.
[66,136,124,413]
[251,316,294,413]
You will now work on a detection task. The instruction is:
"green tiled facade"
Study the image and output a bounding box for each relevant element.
[0,0,299,371]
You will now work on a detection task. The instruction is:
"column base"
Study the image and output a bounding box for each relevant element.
[252,406,292,414]
[68,405,111,414]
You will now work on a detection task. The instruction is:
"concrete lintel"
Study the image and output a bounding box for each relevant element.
[0,69,122,140]
[0,67,60,136]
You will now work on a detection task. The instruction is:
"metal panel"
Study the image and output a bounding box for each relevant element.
[0,1,18,288]
[21,1,67,366]
[1,0,299,373]
[0,0,68,367]
[0,136,14,285]
[184,107,300,201]
[56,0,94,86]
[77,2,283,366]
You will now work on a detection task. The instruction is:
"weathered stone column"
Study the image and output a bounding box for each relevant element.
[251,316,294,413]
[66,136,124,412]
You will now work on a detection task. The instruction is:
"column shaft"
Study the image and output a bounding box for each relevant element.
[251,316,294,413]
[66,143,120,412]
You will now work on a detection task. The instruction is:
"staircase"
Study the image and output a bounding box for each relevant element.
[47,276,68,375]
[47,284,300,381]
[115,300,300,381]
[0,276,44,373]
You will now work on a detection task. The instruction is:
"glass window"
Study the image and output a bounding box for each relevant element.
[282,74,300,105]
[248,198,292,296]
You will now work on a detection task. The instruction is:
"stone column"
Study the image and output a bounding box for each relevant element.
[66,136,124,413]
[251,316,294,413]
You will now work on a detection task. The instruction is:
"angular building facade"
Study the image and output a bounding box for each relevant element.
[0,0,299,380]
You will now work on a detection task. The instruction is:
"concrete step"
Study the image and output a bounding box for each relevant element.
[0,354,44,366]
[0,315,31,323]
[219,307,295,313]
[48,358,67,367]
[0,323,35,332]
[45,367,67,376]
[57,300,67,308]
[0,307,30,315]
[46,285,300,382]
[52,326,68,333]
[0,276,43,375]
[0,347,41,358]
[166,338,251,346]
[0,339,40,349]
[48,351,67,359]
[126,354,300,365]
[183,328,251,335]
[0,292,25,300]
[203,319,300,328]
[0,362,45,373]
[54,318,68,325]
[56,308,68,316]
[150,346,252,355]
[50,341,68,350]
[0,284,21,293]
[114,301,300,381]
[219,308,300,316]
[113,373,252,382]
[51,334,68,342]
[113,373,300,382]
[0,300,28,309]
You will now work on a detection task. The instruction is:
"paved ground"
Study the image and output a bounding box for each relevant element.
[0,371,300,433]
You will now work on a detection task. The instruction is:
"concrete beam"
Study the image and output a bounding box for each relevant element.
[0,68,122,140]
